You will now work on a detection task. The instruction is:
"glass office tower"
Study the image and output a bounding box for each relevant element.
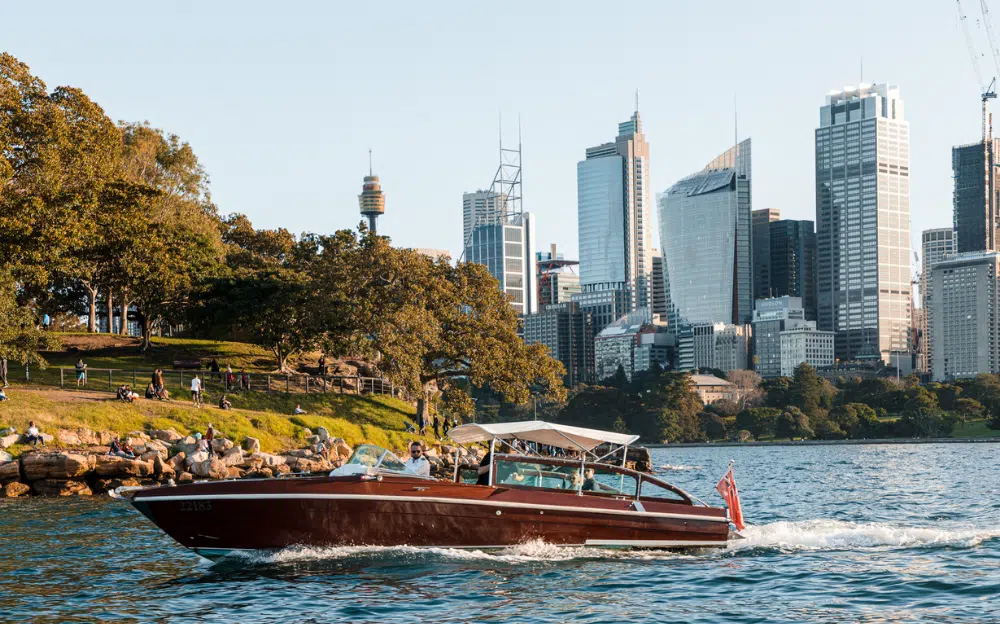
[659,139,753,326]
[815,83,910,362]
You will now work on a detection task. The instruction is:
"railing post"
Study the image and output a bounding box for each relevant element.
[323,377,327,394]
[60,368,64,389]
[285,375,289,393]
[306,377,309,393]
[180,372,184,392]
[109,369,113,390]
[267,374,271,394]
[132,371,136,389]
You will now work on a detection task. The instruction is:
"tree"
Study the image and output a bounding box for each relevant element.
[727,369,763,408]
[775,406,812,439]
[699,411,727,440]
[613,364,629,389]
[789,363,835,420]
[0,274,60,366]
[762,376,792,408]
[441,386,475,424]
[955,397,984,428]
[736,407,779,440]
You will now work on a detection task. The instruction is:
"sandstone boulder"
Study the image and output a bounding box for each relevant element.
[316,426,330,441]
[3,481,30,497]
[191,458,228,479]
[220,447,244,467]
[127,431,150,442]
[93,477,142,493]
[177,472,194,484]
[330,438,352,459]
[185,450,210,467]
[168,452,187,474]
[287,457,328,473]
[144,440,169,458]
[0,434,20,449]
[286,449,313,458]
[172,436,200,456]
[0,427,15,436]
[0,461,21,482]
[94,456,153,478]
[274,463,291,475]
[151,428,183,444]
[251,452,286,467]
[242,437,261,454]
[306,434,321,446]
[33,479,92,497]
[56,430,82,446]
[152,455,175,479]
[226,467,243,479]
[301,427,312,437]
[0,451,12,464]
[22,453,94,481]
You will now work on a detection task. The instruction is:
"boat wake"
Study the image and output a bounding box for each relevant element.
[729,519,1000,553]
[655,464,700,472]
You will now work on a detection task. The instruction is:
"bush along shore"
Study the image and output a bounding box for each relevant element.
[0,426,485,498]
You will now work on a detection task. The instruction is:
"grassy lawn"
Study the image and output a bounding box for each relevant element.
[950,418,1000,438]
[0,385,430,457]
[38,333,275,371]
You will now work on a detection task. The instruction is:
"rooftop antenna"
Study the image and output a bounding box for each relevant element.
[635,88,639,111]
[368,148,372,176]
[860,56,864,84]
[734,93,738,148]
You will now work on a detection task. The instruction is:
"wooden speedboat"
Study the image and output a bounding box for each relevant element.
[129,421,740,560]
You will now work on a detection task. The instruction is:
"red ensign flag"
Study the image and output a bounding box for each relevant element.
[715,465,745,531]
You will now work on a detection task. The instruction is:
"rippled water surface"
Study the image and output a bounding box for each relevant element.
[2,444,999,623]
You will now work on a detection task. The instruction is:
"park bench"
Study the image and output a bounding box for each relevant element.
[172,359,202,370]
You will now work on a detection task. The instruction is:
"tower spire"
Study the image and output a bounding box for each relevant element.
[368,148,372,176]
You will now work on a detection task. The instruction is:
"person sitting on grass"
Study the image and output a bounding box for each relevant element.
[0,388,8,402]
[24,421,44,447]
[293,404,306,415]
[145,383,156,400]
[218,395,232,410]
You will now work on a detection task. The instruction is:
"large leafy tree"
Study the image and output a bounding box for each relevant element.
[0,274,59,366]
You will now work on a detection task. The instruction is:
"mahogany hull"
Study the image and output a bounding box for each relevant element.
[131,475,731,559]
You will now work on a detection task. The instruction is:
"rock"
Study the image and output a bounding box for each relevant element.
[226,467,243,479]
[242,437,261,454]
[177,471,194,484]
[185,450,210,467]
[168,452,187,474]
[210,438,233,453]
[151,428,183,443]
[251,452,285,467]
[94,456,153,478]
[126,431,150,442]
[145,440,169,458]
[191,458,228,480]
[152,455,175,479]
[306,435,321,446]
[285,449,313,458]
[32,479,92,497]
[172,436,200,456]
[316,426,330,441]
[56,430,82,446]
[39,433,54,444]
[0,427,15,436]
[140,451,161,463]
[220,447,244,467]
[301,428,312,437]
[274,463,291,475]
[0,451,11,464]
[93,477,142,493]
[0,461,21,482]
[21,453,94,481]
[3,481,30,497]
[424,447,439,458]
[0,434,20,449]
[330,438,352,459]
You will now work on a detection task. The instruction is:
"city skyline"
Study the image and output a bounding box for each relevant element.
[2,1,985,265]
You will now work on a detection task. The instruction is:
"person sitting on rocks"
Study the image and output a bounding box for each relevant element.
[121,439,135,457]
[293,404,306,415]
[404,441,431,477]
[108,436,135,459]
[218,395,232,410]
[24,421,44,447]
[0,388,8,402]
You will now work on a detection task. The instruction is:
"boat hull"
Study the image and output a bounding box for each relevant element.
[131,475,731,559]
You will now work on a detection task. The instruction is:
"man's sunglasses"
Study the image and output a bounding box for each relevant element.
[411,449,422,455]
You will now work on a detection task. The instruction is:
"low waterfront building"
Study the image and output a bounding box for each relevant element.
[689,374,738,405]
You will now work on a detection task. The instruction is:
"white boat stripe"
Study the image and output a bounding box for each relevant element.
[135,493,730,523]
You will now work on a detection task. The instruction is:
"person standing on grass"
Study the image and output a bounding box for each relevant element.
[0,357,7,388]
[433,415,441,440]
[191,374,203,407]
[75,359,87,388]
[42,313,50,330]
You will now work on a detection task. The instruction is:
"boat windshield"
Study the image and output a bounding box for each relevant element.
[346,444,407,472]
[495,458,638,496]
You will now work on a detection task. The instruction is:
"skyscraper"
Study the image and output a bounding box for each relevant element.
[463,190,503,249]
[920,228,955,375]
[659,139,753,326]
[651,252,668,322]
[953,139,1000,253]
[769,219,817,321]
[931,251,1000,381]
[464,213,538,316]
[523,302,594,387]
[815,83,911,362]
[576,109,653,313]
[752,208,781,300]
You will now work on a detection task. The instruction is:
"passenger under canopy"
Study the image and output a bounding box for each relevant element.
[448,421,638,453]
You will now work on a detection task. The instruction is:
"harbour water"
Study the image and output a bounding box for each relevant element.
[2,443,998,623]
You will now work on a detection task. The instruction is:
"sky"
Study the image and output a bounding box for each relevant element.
[1,0,991,266]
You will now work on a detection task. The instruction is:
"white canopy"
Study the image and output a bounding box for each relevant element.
[448,420,639,452]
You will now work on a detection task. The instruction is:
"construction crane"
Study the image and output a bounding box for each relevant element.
[957,0,999,248]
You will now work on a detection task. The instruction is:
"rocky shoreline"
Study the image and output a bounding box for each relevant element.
[0,426,482,498]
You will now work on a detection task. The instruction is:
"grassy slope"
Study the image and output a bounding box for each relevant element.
[0,386,428,457]
[39,333,276,371]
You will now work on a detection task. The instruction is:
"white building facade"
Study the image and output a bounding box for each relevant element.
[931,251,1000,381]
[779,326,836,377]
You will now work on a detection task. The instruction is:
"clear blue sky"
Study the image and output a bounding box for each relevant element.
[1,0,988,264]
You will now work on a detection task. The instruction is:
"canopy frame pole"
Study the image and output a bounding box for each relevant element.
[453,446,460,483]
[487,436,497,487]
